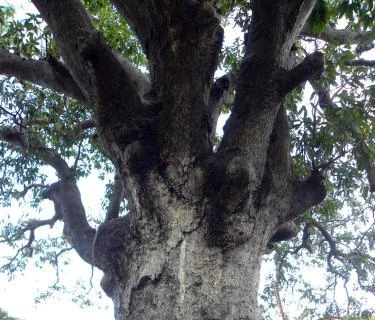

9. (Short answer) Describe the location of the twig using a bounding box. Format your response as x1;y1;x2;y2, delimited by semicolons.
272;281;286;320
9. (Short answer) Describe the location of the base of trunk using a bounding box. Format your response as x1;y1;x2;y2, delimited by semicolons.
108;229;263;320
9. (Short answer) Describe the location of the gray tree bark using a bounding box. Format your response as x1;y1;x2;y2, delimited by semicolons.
0;0;329;319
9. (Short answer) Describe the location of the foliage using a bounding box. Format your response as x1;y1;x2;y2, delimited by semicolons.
0;309;19;320
0;0;374;319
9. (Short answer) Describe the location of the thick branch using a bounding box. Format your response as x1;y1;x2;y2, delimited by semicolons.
30;0;94;97
77;31;145;115
278;51;325;94
1;125;99;268
287;169;327;220
42;180;95;264
266;104;291;188
302;26;375;45
31;0;148;130
0;49;87;103
245;0;316;60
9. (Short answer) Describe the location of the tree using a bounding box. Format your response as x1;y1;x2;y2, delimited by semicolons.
0;0;374;319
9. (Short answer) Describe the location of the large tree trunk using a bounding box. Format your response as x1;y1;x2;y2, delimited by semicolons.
92;115;325;320
96;158;272;320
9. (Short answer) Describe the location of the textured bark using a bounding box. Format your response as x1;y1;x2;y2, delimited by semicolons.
0;0;330;319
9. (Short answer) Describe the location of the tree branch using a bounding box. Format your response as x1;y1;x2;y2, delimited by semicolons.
10;183;46;200
0;126;72;179
30;0;94;97
286;169;327;220
244;0;316;59
42;179;95;265
76;30;145;115
0;49;87;104
105;173;125;221
295;223;314;253
345;59;375;67
0;216;63;272
356;42;375;54
309;219;375;284
31;0;148;140
0;231;35;272
24;216;60;231
219;0;316;180
1;123;99;268
31;0;149;100
302;26;375;45
278;51;325;95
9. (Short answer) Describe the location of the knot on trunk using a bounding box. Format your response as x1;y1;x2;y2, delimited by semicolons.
226;156;256;187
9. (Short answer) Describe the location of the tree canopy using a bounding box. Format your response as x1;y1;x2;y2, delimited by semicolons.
0;0;374;319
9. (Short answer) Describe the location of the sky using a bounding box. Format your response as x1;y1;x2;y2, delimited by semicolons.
0;1;374;320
